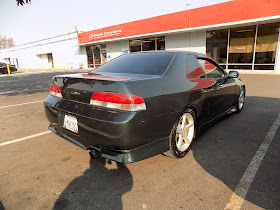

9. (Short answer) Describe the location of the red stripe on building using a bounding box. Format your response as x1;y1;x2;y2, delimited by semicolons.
78;0;280;44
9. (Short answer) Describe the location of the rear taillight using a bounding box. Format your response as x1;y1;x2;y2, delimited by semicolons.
50;84;62;98
90;92;146;111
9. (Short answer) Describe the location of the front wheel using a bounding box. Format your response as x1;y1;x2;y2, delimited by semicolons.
236;87;245;113
164;109;196;158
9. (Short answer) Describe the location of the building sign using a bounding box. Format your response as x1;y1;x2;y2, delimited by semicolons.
89;30;122;40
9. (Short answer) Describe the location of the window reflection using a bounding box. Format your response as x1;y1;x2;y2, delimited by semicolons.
186;55;205;79
198;58;224;78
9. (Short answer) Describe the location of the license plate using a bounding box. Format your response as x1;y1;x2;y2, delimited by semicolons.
63;114;78;133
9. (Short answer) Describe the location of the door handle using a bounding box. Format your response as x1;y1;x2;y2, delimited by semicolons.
214;84;220;92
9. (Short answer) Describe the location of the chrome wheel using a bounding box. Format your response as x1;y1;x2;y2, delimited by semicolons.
175;113;195;152
238;89;245;110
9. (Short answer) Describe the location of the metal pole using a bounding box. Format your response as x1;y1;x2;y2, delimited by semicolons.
226;28;231;71
274;27;280;72
252;25;258;72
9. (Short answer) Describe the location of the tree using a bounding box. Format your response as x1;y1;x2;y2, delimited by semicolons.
16;0;31;6
0;36;15;49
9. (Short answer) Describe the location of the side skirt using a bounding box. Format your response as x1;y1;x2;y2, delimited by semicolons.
197;106;236;135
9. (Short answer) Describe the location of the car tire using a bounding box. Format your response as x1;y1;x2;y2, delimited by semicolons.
236;87;245;113
164;108;196;158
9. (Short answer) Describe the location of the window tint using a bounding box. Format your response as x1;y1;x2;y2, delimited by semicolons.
197;58;225;78
186;55;205;79
94;52;175;75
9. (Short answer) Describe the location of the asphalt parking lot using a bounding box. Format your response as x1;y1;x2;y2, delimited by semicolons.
0;71;280;210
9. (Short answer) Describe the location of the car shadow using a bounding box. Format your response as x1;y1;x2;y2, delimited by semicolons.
0;72;83;96
192;96;280;209
50;96;279;209
53;158;133;210
0;201;4;210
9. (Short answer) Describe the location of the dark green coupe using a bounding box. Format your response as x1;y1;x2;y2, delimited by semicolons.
44;51;245;163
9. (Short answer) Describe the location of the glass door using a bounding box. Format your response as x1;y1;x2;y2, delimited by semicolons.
101;49;107;64
93;46;101;68
86;44;107;69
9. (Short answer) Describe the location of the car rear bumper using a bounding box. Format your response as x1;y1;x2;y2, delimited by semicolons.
48;125;168;163
44;95;179;163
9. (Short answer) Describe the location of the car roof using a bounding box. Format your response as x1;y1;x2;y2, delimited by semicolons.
129;50;207;57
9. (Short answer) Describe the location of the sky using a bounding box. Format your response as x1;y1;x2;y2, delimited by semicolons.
1;0;231;45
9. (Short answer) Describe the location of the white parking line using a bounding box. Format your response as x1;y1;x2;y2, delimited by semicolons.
0;131;51;147
0;100;44;109
225;112;280;210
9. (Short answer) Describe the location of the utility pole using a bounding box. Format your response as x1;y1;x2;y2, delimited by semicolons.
186;4;191;28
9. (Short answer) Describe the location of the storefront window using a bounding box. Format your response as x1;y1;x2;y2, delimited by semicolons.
206;29;228;64
254;65;274;70
206;23;279;71
157;36;165;50
129;39;141;52
254;23;279;64
142;37;156;51
228;65;252;70
228;26;256;65
129;37;165;52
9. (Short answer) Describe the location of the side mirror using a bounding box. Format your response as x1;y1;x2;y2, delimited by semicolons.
228;70;239;78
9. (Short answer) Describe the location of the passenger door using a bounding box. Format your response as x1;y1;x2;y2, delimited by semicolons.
196;57;236;120
185;55;212;126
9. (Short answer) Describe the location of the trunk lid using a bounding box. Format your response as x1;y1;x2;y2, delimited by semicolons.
53;72;158;103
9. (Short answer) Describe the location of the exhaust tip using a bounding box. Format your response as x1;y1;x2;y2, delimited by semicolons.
89;149;101;159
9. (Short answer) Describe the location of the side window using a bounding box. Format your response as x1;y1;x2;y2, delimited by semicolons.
186;55;205;79
197;58;225;78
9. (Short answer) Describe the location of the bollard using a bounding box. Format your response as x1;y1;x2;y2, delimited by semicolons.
26;64;29;73
6;64;11;75
56;62;58;70
42;62;45;72
65;61;67;70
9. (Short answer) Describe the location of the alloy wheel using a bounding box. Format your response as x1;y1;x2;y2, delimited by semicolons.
238;90;245;110
175;113;195;152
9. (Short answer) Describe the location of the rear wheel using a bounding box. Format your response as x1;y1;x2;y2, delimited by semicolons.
165;109;196;158
236;87;245;113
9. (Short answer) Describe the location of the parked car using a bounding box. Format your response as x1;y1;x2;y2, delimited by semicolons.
44;51;245;163
0;62;17;74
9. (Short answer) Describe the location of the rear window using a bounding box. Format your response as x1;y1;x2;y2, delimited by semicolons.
93;52;175;75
